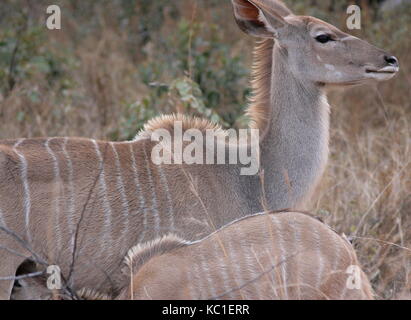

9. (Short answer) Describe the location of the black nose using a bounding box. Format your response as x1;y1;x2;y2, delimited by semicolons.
384;55;399;67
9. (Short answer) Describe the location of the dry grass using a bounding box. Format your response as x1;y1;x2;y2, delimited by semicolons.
0;0;410;299
311;81;411;299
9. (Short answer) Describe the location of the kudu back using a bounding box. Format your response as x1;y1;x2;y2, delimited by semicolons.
11;212;373;300
0;0;397;299
116;212;373;300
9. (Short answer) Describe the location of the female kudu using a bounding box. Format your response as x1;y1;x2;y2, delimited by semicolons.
0;0;397;298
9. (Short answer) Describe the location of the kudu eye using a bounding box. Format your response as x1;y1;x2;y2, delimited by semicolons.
315;34;333;44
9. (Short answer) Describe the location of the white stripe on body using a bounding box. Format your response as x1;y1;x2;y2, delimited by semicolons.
0;207;6;228
110;143;130;245
189;260;203;299
45;138;62;252
198;250;218;299
238;237;263;300
13;139;32;244
62;137;76;254
314;223;325;291
291;216;302;299
270;215;288;299
142;147;160;238
264;247;279;298
210;238;232;299
129;144;147;243
157;164;175;232
225;236;247;299
92;140;113;250
186;264;197;299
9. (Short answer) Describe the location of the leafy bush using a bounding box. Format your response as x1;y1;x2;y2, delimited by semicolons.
136;20;250;125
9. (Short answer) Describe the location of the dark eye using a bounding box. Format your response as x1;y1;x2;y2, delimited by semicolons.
315;34;333;43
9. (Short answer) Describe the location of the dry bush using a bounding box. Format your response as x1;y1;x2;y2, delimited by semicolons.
312;85;411;299
307;2;411;299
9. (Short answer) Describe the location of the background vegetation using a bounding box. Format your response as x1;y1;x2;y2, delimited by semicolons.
0;0;410;299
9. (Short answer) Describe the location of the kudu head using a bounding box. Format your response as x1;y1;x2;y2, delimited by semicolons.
232;0;399;86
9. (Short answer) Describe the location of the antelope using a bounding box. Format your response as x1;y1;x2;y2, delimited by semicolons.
0;0;398;299
10;212;373;300
116;211;374;300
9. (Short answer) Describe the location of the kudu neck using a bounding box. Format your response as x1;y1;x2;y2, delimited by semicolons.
258;43;330;210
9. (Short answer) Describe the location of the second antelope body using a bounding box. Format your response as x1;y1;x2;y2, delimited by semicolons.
0;0;398;299
11;212;373;300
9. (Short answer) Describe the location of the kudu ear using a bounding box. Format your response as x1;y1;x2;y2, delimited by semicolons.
231;0;292;38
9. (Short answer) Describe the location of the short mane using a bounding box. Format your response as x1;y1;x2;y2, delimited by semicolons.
138;114;223;138
124;234;191;274
246;38;274;132
77;288;111;300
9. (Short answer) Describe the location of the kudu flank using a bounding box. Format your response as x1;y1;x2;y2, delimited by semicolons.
11;212;374;300
116;212;374;300
0;0;397;299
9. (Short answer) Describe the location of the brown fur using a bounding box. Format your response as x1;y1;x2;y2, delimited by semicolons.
11;211;374;300
117;212;374;300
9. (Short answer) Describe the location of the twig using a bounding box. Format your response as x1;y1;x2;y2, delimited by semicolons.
0;271;44;282
7;38;19;93
354;160;411;236
0;226;48;267
350;235;411;254
67;143;109;287
208;251;303;300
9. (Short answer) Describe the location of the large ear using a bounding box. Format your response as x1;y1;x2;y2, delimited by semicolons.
231;0;293;38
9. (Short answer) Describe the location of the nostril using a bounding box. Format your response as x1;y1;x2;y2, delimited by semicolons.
384;55;398;66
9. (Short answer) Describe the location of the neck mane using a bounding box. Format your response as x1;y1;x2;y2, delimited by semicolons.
247;39;275;135
247;39;330;210
124;234;190;275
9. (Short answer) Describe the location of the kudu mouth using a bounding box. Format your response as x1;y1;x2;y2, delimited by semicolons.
364;54;399;81
364;65;399;81
365;66;399;74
